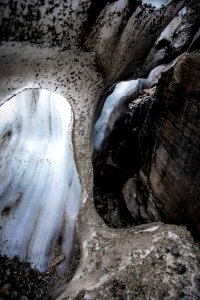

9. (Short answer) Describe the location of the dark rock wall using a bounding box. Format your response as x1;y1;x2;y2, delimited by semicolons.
95;52;200;235
91;1;200;235
137;52;200;236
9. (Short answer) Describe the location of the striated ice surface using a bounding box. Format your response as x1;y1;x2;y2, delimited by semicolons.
0;89;81;272
94;65;165;151
94;79;141;151
142;0;172;9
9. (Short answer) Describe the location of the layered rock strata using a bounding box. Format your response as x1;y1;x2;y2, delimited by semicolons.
136;52;200;236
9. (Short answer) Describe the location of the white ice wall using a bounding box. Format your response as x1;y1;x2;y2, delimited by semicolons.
0;89;81;272
94;79;141;151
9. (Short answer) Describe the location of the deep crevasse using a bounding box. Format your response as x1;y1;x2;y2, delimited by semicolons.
93;64;165;151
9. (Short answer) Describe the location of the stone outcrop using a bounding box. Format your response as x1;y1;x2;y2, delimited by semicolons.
141;1;200;76
136;52;200;236
54;223;200;300
95;52;200;237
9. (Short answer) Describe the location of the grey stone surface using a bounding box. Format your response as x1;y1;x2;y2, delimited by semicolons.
56;223;200;300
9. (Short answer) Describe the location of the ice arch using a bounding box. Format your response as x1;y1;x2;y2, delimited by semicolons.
0;89;81;272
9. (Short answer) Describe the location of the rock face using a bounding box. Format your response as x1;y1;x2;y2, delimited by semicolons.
0;0;200;299
95;52;200;236
55;223;200;300
108;52;200;233
137;52;200;236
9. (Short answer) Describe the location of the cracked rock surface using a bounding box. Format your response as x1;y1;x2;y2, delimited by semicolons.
56;223;200;300
136;52;200;236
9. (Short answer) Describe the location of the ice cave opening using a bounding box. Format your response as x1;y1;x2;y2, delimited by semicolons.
0;88;81;273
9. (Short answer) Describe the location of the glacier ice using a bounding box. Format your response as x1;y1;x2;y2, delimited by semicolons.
0;89;81;272
93;65;165;151
93;79;141;151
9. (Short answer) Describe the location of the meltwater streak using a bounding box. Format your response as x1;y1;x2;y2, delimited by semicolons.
94;65;165;151
0;89;81;272
93;80;140;151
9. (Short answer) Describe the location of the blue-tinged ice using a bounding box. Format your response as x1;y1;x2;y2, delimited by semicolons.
94;65;165;151
0;89;81;272
94;79;142;151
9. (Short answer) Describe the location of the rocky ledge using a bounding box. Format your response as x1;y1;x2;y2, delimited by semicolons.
54;223;200;300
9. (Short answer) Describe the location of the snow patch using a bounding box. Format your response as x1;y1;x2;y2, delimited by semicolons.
141;226;159;233
168;231;179;240
142;0;172;9
157;7;187;45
